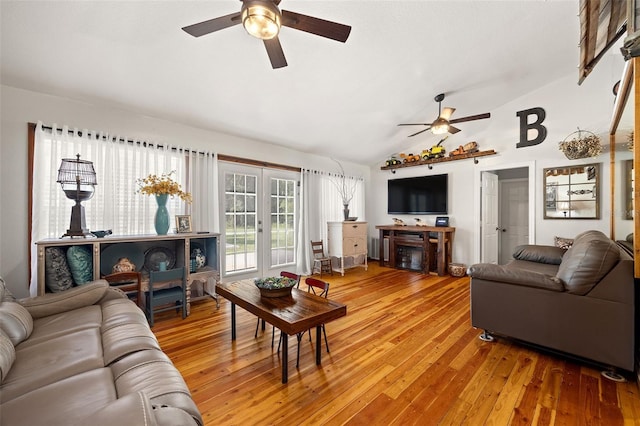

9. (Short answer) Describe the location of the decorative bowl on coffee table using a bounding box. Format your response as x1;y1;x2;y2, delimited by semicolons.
254;277;297;298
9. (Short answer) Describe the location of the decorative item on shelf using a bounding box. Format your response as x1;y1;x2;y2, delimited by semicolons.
628;131;634;152
254;276;297;298
415;218;428;227
57;154;97;238
137;171;192;235
385;156;401;167
392;217;406;226
449;141;479;157
91;229;112;238
558;128;602;160
176;215;192;233
191;248;206;269
112;257;136;273
448;263;467;277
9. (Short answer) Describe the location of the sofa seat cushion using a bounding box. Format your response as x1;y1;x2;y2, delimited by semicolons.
20;305;101;348
2;328;103;403
556;230;620;295
0;367;116;426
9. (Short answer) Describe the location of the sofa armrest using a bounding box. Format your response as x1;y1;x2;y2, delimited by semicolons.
512;245;565;265
468;263;565;291
20;281;109;319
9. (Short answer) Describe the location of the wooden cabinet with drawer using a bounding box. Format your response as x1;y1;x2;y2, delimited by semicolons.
327;221;368;276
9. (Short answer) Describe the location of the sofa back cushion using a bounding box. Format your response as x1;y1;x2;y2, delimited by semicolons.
0;329;16;383
556;230;620;295
0;301;33;345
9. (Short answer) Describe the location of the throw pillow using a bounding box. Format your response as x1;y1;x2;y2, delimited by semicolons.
626;233;633;243
0;276;16;302
66;245;93;285
554;236;574;250
0;301;33;345
0;329;15;383
45;247;73;292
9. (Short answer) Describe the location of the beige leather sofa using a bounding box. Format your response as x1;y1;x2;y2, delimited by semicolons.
468;230;636;372
0;278;202;426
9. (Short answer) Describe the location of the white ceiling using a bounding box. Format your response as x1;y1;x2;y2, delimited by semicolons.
1;1;583;165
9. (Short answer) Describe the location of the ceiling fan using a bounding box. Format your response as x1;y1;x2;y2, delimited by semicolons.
398;93;491;137
181;0;351;69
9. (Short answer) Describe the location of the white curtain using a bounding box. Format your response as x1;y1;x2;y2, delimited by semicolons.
30;122;189;295
295;169;365;275
185;150;219;233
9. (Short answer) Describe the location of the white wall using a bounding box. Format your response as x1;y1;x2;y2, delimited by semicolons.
0;85;369;297
367;53;633;268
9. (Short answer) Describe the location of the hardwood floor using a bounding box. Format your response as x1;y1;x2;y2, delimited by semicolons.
153;263;640;425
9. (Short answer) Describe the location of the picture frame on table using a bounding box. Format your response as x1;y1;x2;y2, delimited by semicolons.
176;215;192;233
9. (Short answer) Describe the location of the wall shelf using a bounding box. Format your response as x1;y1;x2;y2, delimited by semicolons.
381;149;497;171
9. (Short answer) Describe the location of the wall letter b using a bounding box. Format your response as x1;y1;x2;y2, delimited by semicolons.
516;107;547;148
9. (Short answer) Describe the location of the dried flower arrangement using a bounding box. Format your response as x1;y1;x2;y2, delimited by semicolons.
137;171;192;202
558;130;602;160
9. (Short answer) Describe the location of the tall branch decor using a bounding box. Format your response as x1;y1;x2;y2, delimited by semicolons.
330;159;358;220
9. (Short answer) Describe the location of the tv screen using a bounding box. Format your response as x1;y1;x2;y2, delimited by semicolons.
387;174;448;215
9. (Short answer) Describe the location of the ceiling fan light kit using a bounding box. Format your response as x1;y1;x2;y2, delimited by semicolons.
241;1;281;40
430;117;449;135
182;0;352;69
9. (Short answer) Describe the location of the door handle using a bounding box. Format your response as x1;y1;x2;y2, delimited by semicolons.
495;227;507;232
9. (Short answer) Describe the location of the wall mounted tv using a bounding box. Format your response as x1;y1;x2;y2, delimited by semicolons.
387;174;448;215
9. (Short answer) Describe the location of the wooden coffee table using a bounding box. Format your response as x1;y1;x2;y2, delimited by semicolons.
216;280;347;383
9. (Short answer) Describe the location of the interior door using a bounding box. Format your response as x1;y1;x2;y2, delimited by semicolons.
499;179;529;264
481;171;499;263
219;163;298;281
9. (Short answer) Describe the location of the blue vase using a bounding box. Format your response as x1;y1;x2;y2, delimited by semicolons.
154;194;170;235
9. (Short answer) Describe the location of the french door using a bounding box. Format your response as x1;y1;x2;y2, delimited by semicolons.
218;163;299;281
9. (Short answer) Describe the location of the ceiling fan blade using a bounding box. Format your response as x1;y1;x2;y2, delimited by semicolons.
408;127;432;137
398;123;431;127
448;125;462;134
281;10;351;42
449;112;491;125
182;12;242;37
264;37;288;69
440;107;455;120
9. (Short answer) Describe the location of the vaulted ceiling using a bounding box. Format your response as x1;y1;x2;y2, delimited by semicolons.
1;1;586;165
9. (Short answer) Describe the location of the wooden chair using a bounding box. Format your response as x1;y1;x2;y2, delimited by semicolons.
277;277;331;368
145;267;187;327
311;240;333;277
255;271;301;348
103;271;143;308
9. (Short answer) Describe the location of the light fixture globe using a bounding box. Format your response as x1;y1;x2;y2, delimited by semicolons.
430;117;450;135
57;154;97;238
241;1;281;40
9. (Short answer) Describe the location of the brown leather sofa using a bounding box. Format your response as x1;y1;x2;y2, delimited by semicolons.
468;230;635;372
0;277;203;425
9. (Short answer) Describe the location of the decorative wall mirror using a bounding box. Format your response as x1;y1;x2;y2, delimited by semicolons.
544;163;600;219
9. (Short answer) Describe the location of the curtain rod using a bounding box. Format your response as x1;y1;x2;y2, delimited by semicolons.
31;122;212;156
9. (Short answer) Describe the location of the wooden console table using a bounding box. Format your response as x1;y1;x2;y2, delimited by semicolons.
375;225;455;276
36;233;220;314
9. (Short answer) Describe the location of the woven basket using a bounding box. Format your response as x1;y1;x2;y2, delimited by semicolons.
448;263;467;277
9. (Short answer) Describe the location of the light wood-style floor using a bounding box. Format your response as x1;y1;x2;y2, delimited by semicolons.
153;263;640;425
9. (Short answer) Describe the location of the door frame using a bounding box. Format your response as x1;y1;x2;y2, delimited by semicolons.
218;162;299;281
473;161;536;264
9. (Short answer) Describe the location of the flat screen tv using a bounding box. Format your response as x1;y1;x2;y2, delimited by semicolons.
387;174;448;215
